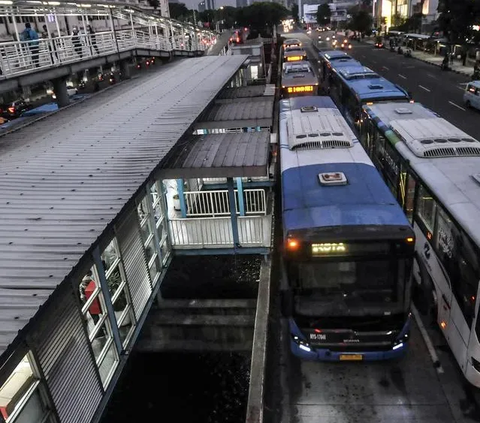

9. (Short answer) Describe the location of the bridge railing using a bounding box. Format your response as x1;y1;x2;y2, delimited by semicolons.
0;29;208;79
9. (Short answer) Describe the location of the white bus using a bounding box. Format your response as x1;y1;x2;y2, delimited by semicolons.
359;102;480;386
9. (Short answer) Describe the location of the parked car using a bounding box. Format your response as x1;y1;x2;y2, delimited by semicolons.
46;83;78;100
464;81;480;110
0;99;32;119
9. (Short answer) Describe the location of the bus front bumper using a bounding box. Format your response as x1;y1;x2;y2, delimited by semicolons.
290;340;407;361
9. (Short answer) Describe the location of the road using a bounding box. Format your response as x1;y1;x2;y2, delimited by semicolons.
307;31;478;139
279;30;480;423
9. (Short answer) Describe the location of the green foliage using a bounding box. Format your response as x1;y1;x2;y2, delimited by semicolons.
437;0;480;44
291;4;299;22
316;3;331;26
347;9;373;34
168;2;190;21
394;12;423;33
236;2;289;32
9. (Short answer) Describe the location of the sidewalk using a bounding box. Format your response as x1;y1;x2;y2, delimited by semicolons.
363;38;473;77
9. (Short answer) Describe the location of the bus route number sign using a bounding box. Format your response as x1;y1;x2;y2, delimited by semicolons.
312;242;346;256
287;86;314;93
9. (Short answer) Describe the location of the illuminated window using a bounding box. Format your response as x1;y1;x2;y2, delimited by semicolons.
0;354;53;423
416;184;436;233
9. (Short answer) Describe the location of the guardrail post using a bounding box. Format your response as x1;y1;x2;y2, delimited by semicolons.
236;177;245;216
227;177;240;248
176;179;187;218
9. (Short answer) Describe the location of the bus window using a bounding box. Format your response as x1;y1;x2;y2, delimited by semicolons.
415;184;436;235
384;140;400;192
435;207;479;327
400;172;416;223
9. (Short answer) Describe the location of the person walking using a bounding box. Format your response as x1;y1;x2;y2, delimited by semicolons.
71;26;83;58
87;25;99;55
21;23;40;67
42;24;58;64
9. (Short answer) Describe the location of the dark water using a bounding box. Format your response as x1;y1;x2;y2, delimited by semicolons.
101;352;250;423
161;255;261;299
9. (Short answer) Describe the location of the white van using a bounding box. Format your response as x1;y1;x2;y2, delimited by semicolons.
463;81;480;110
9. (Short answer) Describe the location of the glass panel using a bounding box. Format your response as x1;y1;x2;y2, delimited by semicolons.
156;218;167;242
150;182;159;206
112;286;128;314
101;239;119;274
149;254;161;282
140;219;153;245
153;201;164;224
98;342;118;388
119;308;135;347
90;320;111;361
0;355;35;422
404;173;416;223
145;238;155;263
416;184;436;233
137;197;149;223
8;388;46;423
297;260;400;303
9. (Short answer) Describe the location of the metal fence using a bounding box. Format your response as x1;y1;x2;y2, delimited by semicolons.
168;215;272;248
183;189;266;217
0;28;211;79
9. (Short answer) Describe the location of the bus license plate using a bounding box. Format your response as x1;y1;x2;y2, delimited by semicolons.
339;354;363;361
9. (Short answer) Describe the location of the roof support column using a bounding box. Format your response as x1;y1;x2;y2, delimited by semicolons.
52;76;70;107
227;177;240;248
92;247;123;355
236;177;245;216
169;21;174;49
129;12;135;36
176;179;187;218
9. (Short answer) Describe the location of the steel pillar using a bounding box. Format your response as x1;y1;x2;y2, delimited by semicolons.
227;177;240;248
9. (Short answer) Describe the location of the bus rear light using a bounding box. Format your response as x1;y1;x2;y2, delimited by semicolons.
440;321;447;329
314;329;322;333
427;232;432;240
406;237;414;243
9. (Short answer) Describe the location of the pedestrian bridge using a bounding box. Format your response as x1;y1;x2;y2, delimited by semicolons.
0;0;216;96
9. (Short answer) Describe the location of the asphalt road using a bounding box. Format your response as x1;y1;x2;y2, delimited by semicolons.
305;30;479;139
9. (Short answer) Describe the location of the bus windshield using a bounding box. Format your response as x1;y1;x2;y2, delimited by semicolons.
289;257;408;317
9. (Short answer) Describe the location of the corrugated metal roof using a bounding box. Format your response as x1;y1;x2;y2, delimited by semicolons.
160;132;269;179
0;54;247;358
196;98;274;129
217;85;270;99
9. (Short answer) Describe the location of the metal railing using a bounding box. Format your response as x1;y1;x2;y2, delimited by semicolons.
183;189;266;217
168;215;272;248
0;29;210;79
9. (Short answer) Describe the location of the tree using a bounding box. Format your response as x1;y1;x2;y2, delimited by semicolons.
437;0;480;45
236;2;289;35
168;2;190;21
316;3;331;26
291;4;299;22
347;9;373;34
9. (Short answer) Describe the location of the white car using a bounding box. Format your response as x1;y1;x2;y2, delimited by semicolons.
46;83;78;100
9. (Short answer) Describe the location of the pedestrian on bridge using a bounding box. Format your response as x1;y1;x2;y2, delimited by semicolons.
88;25;100;56
42;25;58;64
21;23;40;68
71;27;83;58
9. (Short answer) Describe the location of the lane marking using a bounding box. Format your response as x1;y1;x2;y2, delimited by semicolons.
419;85;431;92
361;55;366;58
448;101;466;111
426;73;438;79
398;74;407;79
412;305;444;374
372;60;377;64
383;66;390;70
457;86;465;91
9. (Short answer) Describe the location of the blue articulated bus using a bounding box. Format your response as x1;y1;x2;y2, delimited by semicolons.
279;96;415;361
325;60;411;131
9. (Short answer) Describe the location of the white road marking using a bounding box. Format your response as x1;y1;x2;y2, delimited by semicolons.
412;305;444;374
372;60;377;64
448;101;466;111
419;85;431;92
426;73;438;79
398;74;407;79
383;66;390;70
457;86;465;91
361;55;366;58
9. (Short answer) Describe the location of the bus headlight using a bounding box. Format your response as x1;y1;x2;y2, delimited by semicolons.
293;335;311;352
392;342;404;351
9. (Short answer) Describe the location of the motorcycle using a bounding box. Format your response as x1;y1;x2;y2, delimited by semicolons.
108;73;116;84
